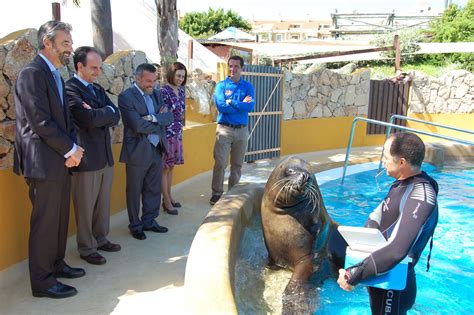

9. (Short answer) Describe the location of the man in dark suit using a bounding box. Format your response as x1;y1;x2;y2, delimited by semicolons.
119;63;173;240
65;46;121;266
13;21;85;299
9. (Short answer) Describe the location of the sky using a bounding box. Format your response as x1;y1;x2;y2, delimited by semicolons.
177;0;469;20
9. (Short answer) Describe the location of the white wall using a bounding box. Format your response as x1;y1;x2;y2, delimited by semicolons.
0;0;221;73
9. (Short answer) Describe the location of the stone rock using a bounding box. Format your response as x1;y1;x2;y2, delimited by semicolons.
335;62;357;75
123;54;133;77
107;92;118;106
330;88;342;103
360;69;371;81
110;125;124;144
438;86;451;100
306;96;317;113
333;106;345;117
284;69;293;82
0;120;16;141
329;73;340;88
0;109;5;121
123;77;132;91
109;77;124;95
0;149;13;170
0;76;9;98
317;93;326;106
319;70;330;86
354;93;368;107
131;51;147;72
0;136;11;155
358;103;369;115
2;29;38;82
6;93;15;119
447;99;461;113
293;100;306;118
344;85;356;106
97;73;111;91
344;105;357;116
319;85;331;97
0;47;5;71
350;73;361;85
323;105;332;117
310;105;323;118
290;76;302;89
308;87;317;97
454;85;468;99
283;101;294;120
0;97;8;110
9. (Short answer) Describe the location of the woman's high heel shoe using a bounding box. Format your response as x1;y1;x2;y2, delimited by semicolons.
162;203;178;215
171;201;182;208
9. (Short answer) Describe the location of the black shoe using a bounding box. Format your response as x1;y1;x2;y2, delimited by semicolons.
131;230;147;240
144;225;168;233
98;241;121;252
162;203;178;215
54;265;86;279
209;195;221;205
32;282;77;299
171;201;182;208
80;252;106;265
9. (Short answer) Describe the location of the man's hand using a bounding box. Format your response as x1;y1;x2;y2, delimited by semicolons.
82;102;92;110
68;146;85;167
64;156;76;168
337;269;355;292
243;95;253;103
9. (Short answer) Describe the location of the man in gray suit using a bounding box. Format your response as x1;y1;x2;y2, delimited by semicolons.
118;63;173;240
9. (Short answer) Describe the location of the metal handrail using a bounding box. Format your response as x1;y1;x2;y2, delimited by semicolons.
341;116;474;184
375;114;474;172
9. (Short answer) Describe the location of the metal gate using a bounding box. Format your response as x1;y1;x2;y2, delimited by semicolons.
367;79;410;135
242;65;283;162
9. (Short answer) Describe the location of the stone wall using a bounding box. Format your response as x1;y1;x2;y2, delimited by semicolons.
283;68;371;120
0;28;147;169
410;70;474;114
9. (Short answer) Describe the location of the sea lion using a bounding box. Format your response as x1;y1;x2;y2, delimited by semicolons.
260;156;346;314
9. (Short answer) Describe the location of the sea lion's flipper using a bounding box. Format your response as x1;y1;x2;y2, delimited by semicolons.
282;279;318;315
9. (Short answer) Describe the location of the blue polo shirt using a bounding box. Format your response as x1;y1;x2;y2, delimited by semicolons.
214;76;255;126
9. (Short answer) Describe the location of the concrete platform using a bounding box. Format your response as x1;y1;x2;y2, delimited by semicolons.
0;147;383;315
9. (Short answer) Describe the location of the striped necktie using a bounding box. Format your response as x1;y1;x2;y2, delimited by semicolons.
52;70;63;104
144;94;159;147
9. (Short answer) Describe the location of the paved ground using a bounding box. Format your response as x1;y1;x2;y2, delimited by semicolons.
0;147;381;315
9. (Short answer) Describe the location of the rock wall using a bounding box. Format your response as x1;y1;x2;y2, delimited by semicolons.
410;70;474;114
0;28;146;169
283;68;371;120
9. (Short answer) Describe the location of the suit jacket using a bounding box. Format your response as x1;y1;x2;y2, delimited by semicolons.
118;86;173;166
13;55;76;180
65;77;120;172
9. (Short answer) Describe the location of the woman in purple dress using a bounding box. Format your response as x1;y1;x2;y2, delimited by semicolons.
160;62;187;215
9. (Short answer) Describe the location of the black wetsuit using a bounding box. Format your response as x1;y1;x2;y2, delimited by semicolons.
346;171;439;315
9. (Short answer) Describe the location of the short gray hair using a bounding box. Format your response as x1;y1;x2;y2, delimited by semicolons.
38;21;72;50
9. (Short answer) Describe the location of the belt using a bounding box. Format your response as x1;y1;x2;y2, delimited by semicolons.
219;122;247;129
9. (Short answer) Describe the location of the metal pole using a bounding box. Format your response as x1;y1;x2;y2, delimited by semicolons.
341;117;361;185
341;116;474;185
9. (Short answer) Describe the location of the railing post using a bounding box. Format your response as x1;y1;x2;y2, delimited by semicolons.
341;117;360;185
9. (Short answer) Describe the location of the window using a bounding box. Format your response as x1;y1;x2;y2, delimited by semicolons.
276;34;283;42
290;34;300;40
289;24;301;29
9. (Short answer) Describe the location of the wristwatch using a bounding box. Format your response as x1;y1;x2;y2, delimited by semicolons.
143;115;153;121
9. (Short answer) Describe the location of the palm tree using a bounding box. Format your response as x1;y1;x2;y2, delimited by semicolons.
72;0;113;58
155;0;178;67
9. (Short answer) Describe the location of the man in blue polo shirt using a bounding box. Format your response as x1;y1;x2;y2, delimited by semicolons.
210;56;255;205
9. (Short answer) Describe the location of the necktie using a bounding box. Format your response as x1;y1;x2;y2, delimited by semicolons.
144;94;159;147
52;70;63;104
87;84;96;97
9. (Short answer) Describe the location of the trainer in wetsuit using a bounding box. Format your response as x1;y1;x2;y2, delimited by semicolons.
337;132;439;315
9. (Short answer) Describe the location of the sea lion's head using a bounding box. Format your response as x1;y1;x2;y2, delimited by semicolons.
265;156;322;212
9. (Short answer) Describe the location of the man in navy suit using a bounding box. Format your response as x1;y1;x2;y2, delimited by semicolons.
13;21;85;299
65;46;121;266
118;63;173;240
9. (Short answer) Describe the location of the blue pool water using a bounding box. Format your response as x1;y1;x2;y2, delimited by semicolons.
235;162;474;315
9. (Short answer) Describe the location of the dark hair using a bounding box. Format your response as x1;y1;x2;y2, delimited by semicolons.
134;63;157;77
166;62;187;86
38;21;72;50
73;46;101;71
389;133;425;168
228;55;244;67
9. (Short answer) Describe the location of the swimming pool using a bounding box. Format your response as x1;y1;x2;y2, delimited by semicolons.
235;161;474;314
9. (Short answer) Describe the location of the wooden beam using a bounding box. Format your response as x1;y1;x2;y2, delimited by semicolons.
52;2;61;21
394;34;401;73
